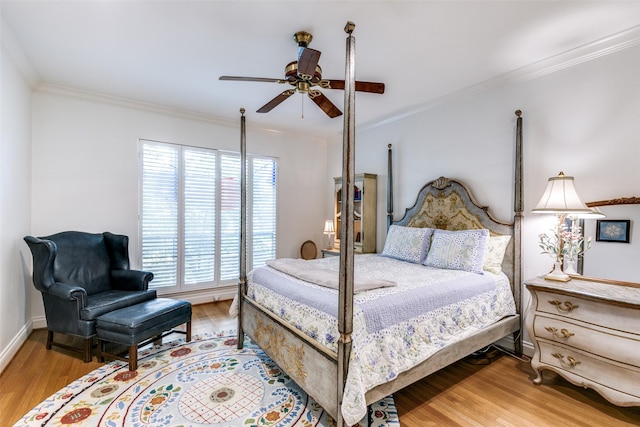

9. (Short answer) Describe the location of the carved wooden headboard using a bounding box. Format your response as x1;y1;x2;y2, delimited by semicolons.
385;111;523;320
392;176;517;293
383;111;523;350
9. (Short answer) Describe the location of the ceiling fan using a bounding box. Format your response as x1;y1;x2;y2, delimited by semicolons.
219;31;385;118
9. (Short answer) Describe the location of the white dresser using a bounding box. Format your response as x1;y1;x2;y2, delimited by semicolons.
525;276;640;406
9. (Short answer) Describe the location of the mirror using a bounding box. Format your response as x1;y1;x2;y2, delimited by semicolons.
576;197;640;283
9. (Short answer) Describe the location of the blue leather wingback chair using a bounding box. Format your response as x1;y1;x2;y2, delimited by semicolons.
24;231;156;362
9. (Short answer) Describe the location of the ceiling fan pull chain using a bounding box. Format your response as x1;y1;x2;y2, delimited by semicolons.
301;93;304;119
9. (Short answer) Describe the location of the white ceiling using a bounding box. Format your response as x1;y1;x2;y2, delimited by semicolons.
3;1;640;139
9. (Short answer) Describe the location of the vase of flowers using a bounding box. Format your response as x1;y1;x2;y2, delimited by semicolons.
538;220;592;280
563;222;592;274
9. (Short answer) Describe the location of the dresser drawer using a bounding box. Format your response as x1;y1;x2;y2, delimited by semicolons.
538;341;640;399
535;290;640;334
533;315;640;367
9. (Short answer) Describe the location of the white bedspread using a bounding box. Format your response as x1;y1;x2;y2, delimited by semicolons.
266;258;396;292
239;254;517;425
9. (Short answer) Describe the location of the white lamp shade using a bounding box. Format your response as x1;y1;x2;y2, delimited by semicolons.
577;206;606;218
532;172;593;215
323;219;335;234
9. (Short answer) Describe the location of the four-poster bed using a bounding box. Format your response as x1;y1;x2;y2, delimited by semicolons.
235;22;523;426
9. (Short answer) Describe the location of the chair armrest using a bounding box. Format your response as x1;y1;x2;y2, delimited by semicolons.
47;282;88;303
23;235;57;292
111;269;154;291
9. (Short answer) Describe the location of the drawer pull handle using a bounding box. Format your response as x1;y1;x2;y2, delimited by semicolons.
545;327;575;339
552;353;581;369
548;300;578;313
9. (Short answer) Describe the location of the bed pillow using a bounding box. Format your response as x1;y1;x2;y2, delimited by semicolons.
381;225;434;264
483;235;511;274
424;228;490;274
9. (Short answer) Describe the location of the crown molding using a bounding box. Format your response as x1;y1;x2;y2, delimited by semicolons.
1;17;39;86
34;82;326;143
35;82;239;126
502;24;640;84
362;24;640;133
14;22;640;143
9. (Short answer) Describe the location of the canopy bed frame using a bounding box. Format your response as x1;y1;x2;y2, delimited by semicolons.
235;22;523;426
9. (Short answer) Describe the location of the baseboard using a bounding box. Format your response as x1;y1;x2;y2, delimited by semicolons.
158;285;236;306
3;286;236;375
494;334;535;358
28;287;235;331
32;314;47;330
0;319;33;374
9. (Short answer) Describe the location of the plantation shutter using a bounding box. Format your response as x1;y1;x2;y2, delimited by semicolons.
252;157;277;268
219;153;241;280
141;142;179;288
140;141;277;291
183;148;216;285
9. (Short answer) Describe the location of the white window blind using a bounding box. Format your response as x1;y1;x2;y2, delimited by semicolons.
140;143;178;288
252;157;277;268
219;153;241;281
139;140;277;293
183;149;216;285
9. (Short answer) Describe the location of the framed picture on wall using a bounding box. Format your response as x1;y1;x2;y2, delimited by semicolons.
596;219;631;243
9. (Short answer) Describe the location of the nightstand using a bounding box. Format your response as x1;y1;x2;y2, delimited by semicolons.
525;276;640;406
321;248;340;258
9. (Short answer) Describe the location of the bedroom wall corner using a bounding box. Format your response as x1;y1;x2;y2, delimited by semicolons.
0;43;33;373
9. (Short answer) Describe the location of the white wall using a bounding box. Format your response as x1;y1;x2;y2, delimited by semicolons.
326;43;640;350
582;204;640;282
26;89;327;321
0;48;33;372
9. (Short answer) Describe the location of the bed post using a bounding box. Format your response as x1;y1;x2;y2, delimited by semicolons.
337;21;356;427
387;144;393;231
237;108;247;349
513;109;523;355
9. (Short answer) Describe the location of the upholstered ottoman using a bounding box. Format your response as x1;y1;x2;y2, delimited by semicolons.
96;298;192;371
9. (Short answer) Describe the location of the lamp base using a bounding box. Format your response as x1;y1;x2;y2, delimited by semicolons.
325;235;334;251
545;260;571;282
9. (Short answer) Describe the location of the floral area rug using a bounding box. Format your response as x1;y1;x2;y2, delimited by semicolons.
15;331;399;426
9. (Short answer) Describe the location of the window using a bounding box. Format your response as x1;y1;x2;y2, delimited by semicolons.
139;139;277;293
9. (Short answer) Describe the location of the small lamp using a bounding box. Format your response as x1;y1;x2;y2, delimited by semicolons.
323;219;335;250
532;172;593;281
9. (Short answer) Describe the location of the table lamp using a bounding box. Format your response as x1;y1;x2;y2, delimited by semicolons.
323;219;335;249
532;172;594;281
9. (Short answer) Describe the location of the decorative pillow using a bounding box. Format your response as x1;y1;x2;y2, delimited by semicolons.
483;235;511;274
381;225;434;264
424;228;490;273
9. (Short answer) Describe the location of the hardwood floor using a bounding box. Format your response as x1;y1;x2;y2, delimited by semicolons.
2;301;640;426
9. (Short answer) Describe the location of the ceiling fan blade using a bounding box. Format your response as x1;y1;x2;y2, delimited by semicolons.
324;79;385;94
297;47;321;79
219;76;284;84
257;89;296;113
308;90;343;118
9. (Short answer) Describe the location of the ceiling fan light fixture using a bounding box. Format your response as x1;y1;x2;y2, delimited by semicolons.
293;31;313;47
297;81;310;94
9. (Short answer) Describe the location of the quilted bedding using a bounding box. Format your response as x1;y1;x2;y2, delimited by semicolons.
240;254;517;425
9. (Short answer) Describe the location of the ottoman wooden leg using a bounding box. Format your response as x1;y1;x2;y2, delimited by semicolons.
186;321;192;342
153;334;163;346
129;345;138;371
97;339;104;363
83;337;93;363
46;330;53;350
